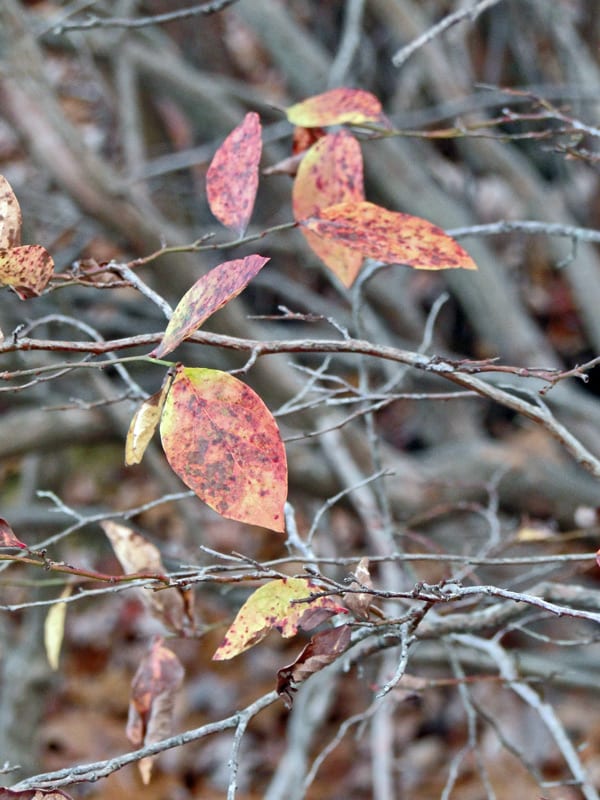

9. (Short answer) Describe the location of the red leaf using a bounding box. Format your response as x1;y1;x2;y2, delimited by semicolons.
160;366;287;531
277;625;352;707
0;245;54;299
213;577;347;660
127;637;185;784
0;175;22;248
0;518;27;549
150;255;269;359
300;201;478;271
292;125;326;156
206;112;262;236
286;88;391;129
292;131;365;286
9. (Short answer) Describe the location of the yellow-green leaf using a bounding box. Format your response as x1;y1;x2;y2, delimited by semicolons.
213;577;347;660
44;586;72;670
286;88;391;129
125;373;173;465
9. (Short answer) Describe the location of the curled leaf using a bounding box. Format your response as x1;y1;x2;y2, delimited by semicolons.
286;88;391;129
125;372;174;465
0;245;54;299
277;625;352;707
213;577;347;661
101;520;193;634
44;585;72;670
0;175;22;248
344;557;373;620
301;201;478;270
127;637;185;784
292;131;364;286
0;517;27;549
150;255;269;359
206;112;262;236
160;366;287;531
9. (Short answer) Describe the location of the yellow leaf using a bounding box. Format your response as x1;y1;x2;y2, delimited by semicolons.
44;585;72;670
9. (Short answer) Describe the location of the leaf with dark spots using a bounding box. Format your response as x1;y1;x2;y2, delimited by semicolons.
126;636;185;784
206;112;262;236
212;577;347;661
0;245;54;299
286;88;392;129
160;366;287;530
0;175;22;248
150;255;269;359
300;201;478;271
277;625;352;707
292;131;364;286
0;517;27;549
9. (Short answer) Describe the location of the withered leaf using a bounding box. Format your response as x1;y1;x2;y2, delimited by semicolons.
344;557;373;620
101;521;193;635
126;637;185;785
277;625;352;707
0;176;22;248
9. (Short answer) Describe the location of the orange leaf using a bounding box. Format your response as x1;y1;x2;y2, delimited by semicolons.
286;88;391;129
0;245;54;298
0;518;26;549
206;112;262;236
126;637;184;784
160;366;287;531
213;577;347;660
0;175;22;248
301;201;478;271
150;255;269;359
293;131;365;286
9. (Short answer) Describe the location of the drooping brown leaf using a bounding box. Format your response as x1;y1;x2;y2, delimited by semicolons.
0;518;27;549
300;201;478;270
212;577;347;661
159;366;287;531
277;625;352;707
126;637;185;785
0;175;22;248
0;245;54;299
0;789;74;799
286;88;391;129
206;111;262;236
125;372;174;465
150;255;269;359
344;557;373;620
101;521;193;634
292;131;365;286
